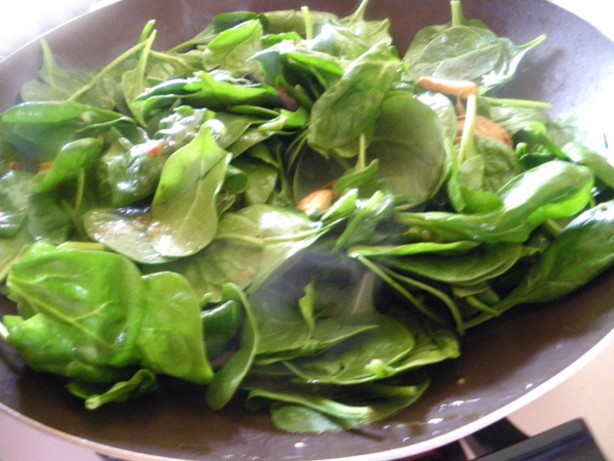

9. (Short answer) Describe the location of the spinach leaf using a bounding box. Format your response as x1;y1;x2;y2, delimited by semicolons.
99;107;212;208
206;284;259;410
338;0;392;48
234;158;278;205
236;205;327;293
99;138;169;208
139;271;213;384
333;190;395;250
0;227;33;282
0;171;32;238
149;124;231;257
478;200;614;320
201;299;243;360
3;242;214;386
307;23;370;61
20;40;118;110
374;312;460;375
143;203;324;304
5;241;145;371
448;97;520;213
2;313;135;382
135;71;279;120
244;372;429;433
376;243;527;287
250;277;377;367
475;136;521;193
31;138;103;194
261;9;337;37
1;101;129;161
251;41;344;105
488;104;551;136
270;404;350;433
245;384;377;432
349;240;479;258
121;26;158;126
206;111;263;150
279;272;415;385
145;210;264;303
563;142;614;189
82;207;173;265
27;193;74;244
67;369;158;410
2;101;129;162
307;42;399;156
404;0;545;92
416;91;458;144
201;19;263;75
283;312;414;385
397;161;594;244
366;90;447;205
170;12;260;52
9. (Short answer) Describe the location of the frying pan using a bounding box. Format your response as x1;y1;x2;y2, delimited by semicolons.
0;1;613;459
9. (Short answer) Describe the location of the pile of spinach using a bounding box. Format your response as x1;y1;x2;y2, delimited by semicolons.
0;0;612;433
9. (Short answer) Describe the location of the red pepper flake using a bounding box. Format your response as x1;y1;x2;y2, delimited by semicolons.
146;143;165;158
37;162;54;171
276;86;300;111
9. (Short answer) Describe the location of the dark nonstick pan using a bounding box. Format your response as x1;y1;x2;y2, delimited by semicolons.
0;1;612;459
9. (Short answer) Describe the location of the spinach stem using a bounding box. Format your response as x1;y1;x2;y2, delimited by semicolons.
59;200;85;240
357;134;367;170
542;219;563;237
248;387;373;421
301;6;314;40
74;169;85;216
139;19;157;43
463;313;491;329
384;267;465;334
519;34;548;52
464;295;500;317
349;271;376;317
40;40;57;87
59;241;106;252
215;224;325;245
458;94;478;163
465;292;521;329
464;298;515;329
352;0;371;23
68;40;148;102
481;96;552;110
528;126;567;160
450;0;465;27
263;227;325;243
356;256;446;325
209;233;264;246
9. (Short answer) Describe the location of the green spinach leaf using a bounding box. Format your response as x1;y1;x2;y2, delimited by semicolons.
149;124;231;257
